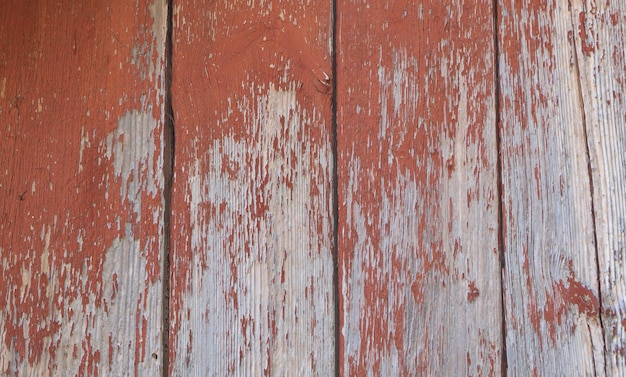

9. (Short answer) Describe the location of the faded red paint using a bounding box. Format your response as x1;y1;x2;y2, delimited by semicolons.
546;276;599;341
468;281;480;303
0;0;165;375
170;0;334;375
498;0;606;374
578;11;596;56
337;0;500;375
2;1;620;375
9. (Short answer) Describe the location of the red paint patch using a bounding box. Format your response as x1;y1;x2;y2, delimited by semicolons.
0;0;165;373
579;11;596;56
467;281;480;303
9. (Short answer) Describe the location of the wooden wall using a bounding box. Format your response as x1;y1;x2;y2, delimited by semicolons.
1;0;625;376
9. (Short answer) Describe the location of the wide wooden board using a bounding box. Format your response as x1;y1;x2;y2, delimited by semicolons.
498;1;606;375
169;1;335;375
335;1;502;375
571;0;626;374
0;1;168;375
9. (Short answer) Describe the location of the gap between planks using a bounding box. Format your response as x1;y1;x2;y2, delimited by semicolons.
492;0;508;375
162;0;175;375
331;0;340;376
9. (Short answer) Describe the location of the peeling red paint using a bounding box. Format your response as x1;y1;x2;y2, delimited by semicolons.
578;11;596;56
2;1;620;375
0;0;166;374
170;0;334;375
499;0;607;373
337;0;500;375
467;281;480;303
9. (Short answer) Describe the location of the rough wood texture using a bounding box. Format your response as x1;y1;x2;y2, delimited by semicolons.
169;1;335;375
3;1;624;375
571;0;626;374
498;1;606;375
0;1;168;375
336;2;502;375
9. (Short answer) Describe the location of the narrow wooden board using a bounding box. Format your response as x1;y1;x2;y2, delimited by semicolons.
336;2;502;375
571;0;626;374
169;1;335;375
497;1;606;375
0;1;168;375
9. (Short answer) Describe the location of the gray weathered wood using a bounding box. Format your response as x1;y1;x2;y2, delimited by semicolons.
336;1;502;375
498;1;606;375
571;0;626;374
169;1;336;375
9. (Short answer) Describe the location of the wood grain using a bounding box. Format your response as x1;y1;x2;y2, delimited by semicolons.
169;1;335;375
497;1;606;375
570;0;626;374
0;1;168;375
335;1;502;375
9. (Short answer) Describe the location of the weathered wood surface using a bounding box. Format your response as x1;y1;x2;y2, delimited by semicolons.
2;1;626;376
169;1;335;375
497;1;606;375
0;1;168;375
571;0;626;374
336;1;502;375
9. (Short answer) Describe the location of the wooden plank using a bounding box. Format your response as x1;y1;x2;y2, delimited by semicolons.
0;1;168;375
169;1;335;375
497;1;606;375
336;1;501;375
570;0;626;374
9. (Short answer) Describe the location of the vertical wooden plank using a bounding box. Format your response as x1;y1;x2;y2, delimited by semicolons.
0;1;168;375
571;0;626;374
498;1;605;375
336;1;501;375
169;1;335;375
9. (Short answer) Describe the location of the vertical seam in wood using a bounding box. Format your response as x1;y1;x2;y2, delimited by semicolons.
162;0;175;375
568;3;607;375
331;0;340;376
492;1;508;376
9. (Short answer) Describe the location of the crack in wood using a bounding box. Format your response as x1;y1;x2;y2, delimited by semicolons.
568;3;607;376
